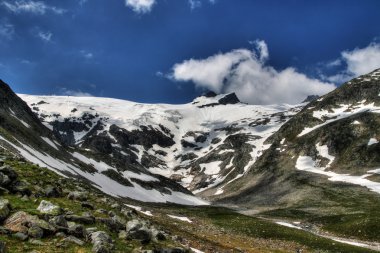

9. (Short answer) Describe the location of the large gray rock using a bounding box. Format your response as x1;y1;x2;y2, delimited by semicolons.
126;219;151;243
90;231;113;253
27;226;43;239
49;215;68;228
0;199;10;222
65;214;95;225
61;235;85;246
67;223;85;238
44;185;62;198
37;200;62;215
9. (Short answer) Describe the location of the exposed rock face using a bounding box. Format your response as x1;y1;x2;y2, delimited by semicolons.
218;93;240;105
217;68;380;208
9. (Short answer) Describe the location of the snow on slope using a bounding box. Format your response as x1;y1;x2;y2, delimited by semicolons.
0;134;207;205
299;101;380;137
296;143;380;194
19;94;301;195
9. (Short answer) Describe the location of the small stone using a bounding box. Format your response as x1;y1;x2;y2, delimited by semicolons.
13;232;28;241
37;200;62;215
67;191;88;201
27;226;43;239
55;232;66;238
0;241;6;253
118;230;127;240
126;220;151;243
44;185;62;198
65;214;95;225
62;235;85;246
21;195;29;202
28;239;45;246
90;231;113;253
86;227;98;234
0;227;11;235
49;215;68;228
67;224;85;238
81;202;94;210
0;199;11;222
111;203;120;210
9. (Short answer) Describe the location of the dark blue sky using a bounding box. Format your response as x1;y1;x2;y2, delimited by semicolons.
0;0;380;103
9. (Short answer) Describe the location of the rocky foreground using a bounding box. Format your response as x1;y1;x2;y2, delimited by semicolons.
0;151;192;253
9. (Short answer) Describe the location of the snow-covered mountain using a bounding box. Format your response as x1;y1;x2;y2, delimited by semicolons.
0;80;205;205
19;92;302;198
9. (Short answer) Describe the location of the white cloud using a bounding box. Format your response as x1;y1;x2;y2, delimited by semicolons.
0;21;15;40
80;50;94;59
189;0;202;9
170;41;336;105
2;1;65;15
125;0;155;13
37;30;52;42
324;42;380;83
79;0;88;6
59;88;93;97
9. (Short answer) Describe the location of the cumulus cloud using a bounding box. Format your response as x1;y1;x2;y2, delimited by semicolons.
59;88;93;97
325;42;380;83
0;21;15;40
2;1;65;15
170;41;336;105
125;0;155;13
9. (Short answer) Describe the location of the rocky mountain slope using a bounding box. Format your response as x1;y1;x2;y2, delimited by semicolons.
0;79;204;206
19;91;302;199
218;68;380;207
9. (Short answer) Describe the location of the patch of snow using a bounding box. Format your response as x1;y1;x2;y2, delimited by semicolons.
368;138;379;146
199;161;222;175
332;238;369;247
167;215;192;223
352;120;361;125
275;221;302;230
299;102;380;137
41;137;59;150
190;248;204;253
296;156;380;194
124;204;153;216
123;171;159;182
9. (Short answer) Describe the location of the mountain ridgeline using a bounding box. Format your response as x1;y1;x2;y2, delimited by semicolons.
1;69;380;210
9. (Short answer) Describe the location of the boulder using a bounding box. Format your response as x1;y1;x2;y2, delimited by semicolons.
61;235;85;246
67;191;88;201
13;232;28;241
49;215;68;228
65;214;95;225
96;216;125;232
67;223;85;238
0;199;10;222
126;219;152;243
0;173;10;187
90;231;113;253
27;226;43;239
37;200;62;215
0;166;17;182
44;185;62;198
4;211;32;233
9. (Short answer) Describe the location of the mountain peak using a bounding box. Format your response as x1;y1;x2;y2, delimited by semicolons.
192;92;241;107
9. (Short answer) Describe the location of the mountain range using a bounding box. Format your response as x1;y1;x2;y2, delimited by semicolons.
0;68;380;252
